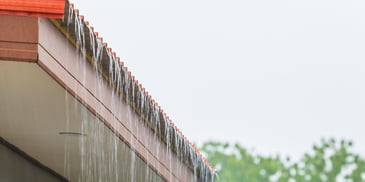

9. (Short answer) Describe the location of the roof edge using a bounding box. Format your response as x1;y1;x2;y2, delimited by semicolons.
50;0;216;179
0;0;65;19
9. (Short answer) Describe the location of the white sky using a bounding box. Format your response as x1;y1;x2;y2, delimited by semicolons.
72;0;365;159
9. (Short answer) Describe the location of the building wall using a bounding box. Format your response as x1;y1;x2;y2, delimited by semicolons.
0;138;66;182
0;13;211;181
0;60;165;182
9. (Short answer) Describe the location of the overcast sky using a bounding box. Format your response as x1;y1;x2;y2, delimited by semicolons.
72;0;365;159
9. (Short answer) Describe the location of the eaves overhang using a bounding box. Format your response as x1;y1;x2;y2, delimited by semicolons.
0;0;216;180
54;2;216;177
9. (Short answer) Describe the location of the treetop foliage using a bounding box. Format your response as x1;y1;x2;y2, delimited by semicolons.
200;138;365;182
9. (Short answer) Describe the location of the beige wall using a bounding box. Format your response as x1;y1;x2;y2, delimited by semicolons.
0;139;66;182
0;60;165;182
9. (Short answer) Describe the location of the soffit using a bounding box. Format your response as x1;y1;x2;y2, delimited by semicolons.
0;60;164;182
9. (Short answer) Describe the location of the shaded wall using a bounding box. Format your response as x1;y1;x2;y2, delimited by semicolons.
0;138;66;182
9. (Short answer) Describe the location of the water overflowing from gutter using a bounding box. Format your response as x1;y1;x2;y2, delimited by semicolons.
59;2;216;181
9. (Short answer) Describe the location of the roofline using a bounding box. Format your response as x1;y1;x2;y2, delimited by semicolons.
0;0;65;19
50;0;216;177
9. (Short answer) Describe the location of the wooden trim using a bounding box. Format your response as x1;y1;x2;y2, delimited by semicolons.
0;41;38;62
0;15;39;62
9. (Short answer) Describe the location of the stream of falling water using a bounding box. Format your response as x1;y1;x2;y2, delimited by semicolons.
61;3;215;182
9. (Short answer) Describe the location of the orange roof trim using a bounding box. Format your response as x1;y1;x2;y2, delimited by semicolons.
0;0;65;19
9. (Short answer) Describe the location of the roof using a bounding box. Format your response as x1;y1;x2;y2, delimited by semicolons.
0;0;65;18
0;0;216;180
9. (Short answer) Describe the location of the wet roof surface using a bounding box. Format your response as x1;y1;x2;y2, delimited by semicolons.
0;0;65;18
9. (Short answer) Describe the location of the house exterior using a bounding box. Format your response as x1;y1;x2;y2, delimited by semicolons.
0;1;215;181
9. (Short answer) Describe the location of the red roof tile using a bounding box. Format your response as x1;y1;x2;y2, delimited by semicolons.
0;0;65;19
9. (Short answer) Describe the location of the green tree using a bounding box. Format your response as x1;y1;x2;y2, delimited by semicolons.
200;139;365;182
